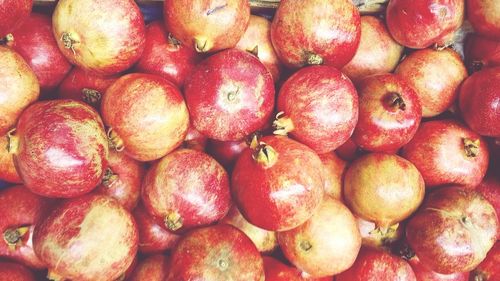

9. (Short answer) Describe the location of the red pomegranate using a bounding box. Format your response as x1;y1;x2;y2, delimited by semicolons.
231;135;324;231
135;21;201;88
166;224;264;281
319;152;346;200
207;139;248;171
395;48;468;118
263;256;302;281
101;73;189;161
275;66;358;154
476;175;500;237
95;150;145;210
356;216;403;250
129;254;169;281
33;194;138;281
164;0;250;53
0;185;52;269
335;137;362;162
352;73;422;152
142;149;231;233
0;261;35;281
270;0;360;69
0;46;39;136
401;120;489;188
0;0;32;38
465;34;500;72
7;13;71;95
342;16;404;83
467;0;500;39
386;0;464;49
10;100;108;198
406;187;498;274
184;49;275;141
183;124;208;151
408;255;470;281
470;242;499;281
52;0;145;75
0;132;21;183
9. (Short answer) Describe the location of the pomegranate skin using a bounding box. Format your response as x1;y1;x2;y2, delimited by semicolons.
470;242;499;281
33;194;138;281
352;74;422;152
101;73;190;162
184;49;275;141
342;16;404;83
0;186;52;269
401;120;489;188
129;254;169;281
0;261;35;281
408;255;470;281
0;46;39;136
0;132;21;183
166;224;265;281
465;34;500;72
319;152;346;200
270;0;361;69
467;0;500;39
207;139;248;171
386;0;464;49
183;124;208;151
276;66;359;154
52;0;145;76
0;0;32;38
11;100;108;198
135;21;201;88
263;256;302;281
142;149;231;233
475;175;500;239
231;135;324;232
163;0;250;53
459;67;500;137
8;13;71;94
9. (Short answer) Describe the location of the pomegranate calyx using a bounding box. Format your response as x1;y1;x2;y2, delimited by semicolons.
305;51;324;65
102;168;119;187
273;112;295;136
3;226;29;249
217;258;229;271
194;38;209;53
165;211;183;231
167;33;182;47
7;128;19;154
392;241;416;261
107;128;125;152
60;32;79;55
470;60;484;73
385;92;406;111
0;33;14;46
81;88;102;105
300;240;313;252
252;142;278;167
354;0;388;14
47;270;64;281
246;45;259;57
463;138;480;158
246;131;262;150
471;270;488;281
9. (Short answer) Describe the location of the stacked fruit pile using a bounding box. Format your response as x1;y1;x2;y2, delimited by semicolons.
0;0;499;280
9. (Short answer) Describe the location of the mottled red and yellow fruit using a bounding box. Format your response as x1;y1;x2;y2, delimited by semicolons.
142;149;231;233
0;132;21;183
470;242;499;281
401;120;489;188
129;255;169;281
0;46;39;136
395;48;467;117
271;0;360;69
0;261;35;281
319;152;346;200
278;198;361;278
408;255;470;281
475;175;500;238
467;0;500;39
10;100;108;198
0;0;32;38
101;73;189;161
342;16;404;83
52;0;146;75
33;194;138;281
344;153;425;229
275;66;358;154
386;0;464;49
184;49;275;141
232;136;324;231
406;187;498;274
164;0;250;53
465;34;500;72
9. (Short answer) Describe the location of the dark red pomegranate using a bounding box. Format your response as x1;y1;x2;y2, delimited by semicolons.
335;137;362;162
470;242;499;281
319;152;346;200
275;66;358;154
0;0;32;38
231;135;324;231
270;0;360;69
129;254;169;281
475;175;500;237
408;255;470;281
52;0;145;75
183;124;208;151
467;0;500;39
166;224;264;281
0;132;21;183
101;73;189;161
33;194;138;281
263;256;302;281
352;73;422;152
10;100;108;198
135;21;201;88
142;149;231;233
465;34;500;72
0;261;35;281
164;0;250;53
207;139;248;171
386;0;464;49
184;49;275;141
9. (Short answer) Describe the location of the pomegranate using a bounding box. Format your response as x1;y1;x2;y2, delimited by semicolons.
342;16;404;83
7;13;71;95
183;124;208;151
356;216;403;250
33;194;138;281
344;153;425;230
0;132;21;183
132;203;180;254
263;256;302;281
166;224;264;281
207;139;248;171
236;15;281;81
0;46;39;136
475;175;500;237
0;0;32;38
142;149;231;233
459;67;500;137
470;242;499;281
319;152;346;200
464;34;500;72
351;73;422;152
231;135;324;231
135;21;201;88
270;0;360;69
386;0;464;49
101;73;189;162
408;255;470;281
274;66;359;154
401;120;489;187
95;150;145;210
395;48;467;118
163;0;250;53
184;49;275;141
52;0;145;75
0;261;35;281
406;187;498;274
220;206;277;253
129;255;169;281
467;0;500;39
335;137;362;162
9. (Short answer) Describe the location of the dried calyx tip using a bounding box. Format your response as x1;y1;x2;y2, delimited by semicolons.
463;138;480;158
82;88;102;105
273;112;294;136
247;45;259;57
102;168;118;186
386;92;406;110
194;38;209;53
107;128;124;152
252;142;278;167
7;128;18;154
165;211;183;231
306;52;323;65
